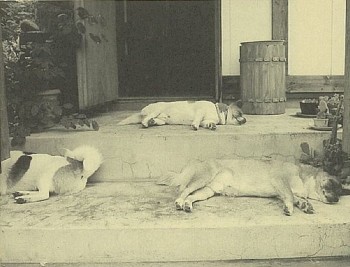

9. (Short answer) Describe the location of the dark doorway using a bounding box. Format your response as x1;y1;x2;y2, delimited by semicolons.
116;0;217;98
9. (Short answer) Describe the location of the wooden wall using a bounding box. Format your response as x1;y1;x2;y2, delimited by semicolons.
75;0;119;109
288;0;346;76
221;0;346;100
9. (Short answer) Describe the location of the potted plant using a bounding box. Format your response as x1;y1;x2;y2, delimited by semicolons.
313;97;329;127
324;94;344;126
299;98;318;115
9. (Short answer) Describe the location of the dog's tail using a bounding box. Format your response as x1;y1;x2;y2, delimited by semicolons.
156;170;192;189
117;113;142;125
156;171;179;186
63;146;103;177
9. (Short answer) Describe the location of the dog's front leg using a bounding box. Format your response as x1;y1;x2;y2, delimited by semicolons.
191;111;204;130
182;186;215;212
271;177;295;216
200;120;217;130
14;190;49;204
293;195;314;214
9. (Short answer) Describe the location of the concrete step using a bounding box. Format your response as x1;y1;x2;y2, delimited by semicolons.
2;257;350;267
19;108;342;182
3;108;347;264
1;182;350;264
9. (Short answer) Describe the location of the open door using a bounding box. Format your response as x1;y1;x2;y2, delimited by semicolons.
116;0;219;99
75;0;119;109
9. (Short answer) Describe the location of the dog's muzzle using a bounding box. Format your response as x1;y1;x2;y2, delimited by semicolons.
235;116;247;125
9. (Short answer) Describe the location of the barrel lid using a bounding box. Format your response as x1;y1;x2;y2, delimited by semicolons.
240;40;285;45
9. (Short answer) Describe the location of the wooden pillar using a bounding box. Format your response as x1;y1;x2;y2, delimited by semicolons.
272;0;288;74
343;0;350;155
0;24;10;170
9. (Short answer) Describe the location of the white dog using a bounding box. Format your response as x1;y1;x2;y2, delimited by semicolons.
0;146;102;203
158;159;343;216
118;100;246;130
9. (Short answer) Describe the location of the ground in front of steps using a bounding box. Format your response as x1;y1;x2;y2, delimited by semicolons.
1;182;350;229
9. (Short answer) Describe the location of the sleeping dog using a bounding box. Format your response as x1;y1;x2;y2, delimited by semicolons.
0;146;102;203
158;158;343;216
118;100;246;130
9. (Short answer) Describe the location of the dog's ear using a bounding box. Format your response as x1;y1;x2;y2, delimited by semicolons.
59;148;75;159
216;103;228;113
235;100;243;108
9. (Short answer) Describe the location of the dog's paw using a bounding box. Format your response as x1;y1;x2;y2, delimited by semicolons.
191;124;199;131
12;192;24;198
207;122;217;130
141;118;152;128
183;200;193;212
175;198;184;210
283;203;293;216
15;197;27;204
148;118;157;127
296;199;314;214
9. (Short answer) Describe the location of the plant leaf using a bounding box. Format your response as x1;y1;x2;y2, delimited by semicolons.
300;142;310;155
63;103;74;110
92;120;99;131
89;33;101;44
31;104;39;116
76;7;89;20
76;22;86;34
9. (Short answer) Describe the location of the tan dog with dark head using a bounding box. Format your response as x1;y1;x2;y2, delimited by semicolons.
159;158;343;216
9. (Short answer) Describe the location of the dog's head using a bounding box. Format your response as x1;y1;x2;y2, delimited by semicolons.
226;100;246;125
314;171;342;204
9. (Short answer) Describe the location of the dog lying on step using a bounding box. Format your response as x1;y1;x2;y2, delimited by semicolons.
0;146;102;204
158;159;343;216
118;100;246;130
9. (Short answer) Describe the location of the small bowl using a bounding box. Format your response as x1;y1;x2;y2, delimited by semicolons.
313;118;329;127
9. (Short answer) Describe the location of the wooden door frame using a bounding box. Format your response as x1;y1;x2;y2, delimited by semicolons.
343;0;350;155
0;23;10;167
214;0;222;102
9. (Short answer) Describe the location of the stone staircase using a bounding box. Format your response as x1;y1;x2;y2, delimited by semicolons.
1;108;349;264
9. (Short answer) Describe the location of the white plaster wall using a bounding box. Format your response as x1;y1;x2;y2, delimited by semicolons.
288;0;346;75
221;0;272;75
331;0;346;75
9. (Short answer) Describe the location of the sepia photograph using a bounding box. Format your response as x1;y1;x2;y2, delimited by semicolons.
0;0;350;266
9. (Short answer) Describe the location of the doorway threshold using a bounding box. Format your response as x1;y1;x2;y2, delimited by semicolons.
113;96;215;111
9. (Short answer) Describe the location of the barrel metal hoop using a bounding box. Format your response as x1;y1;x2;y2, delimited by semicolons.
240;57;286;63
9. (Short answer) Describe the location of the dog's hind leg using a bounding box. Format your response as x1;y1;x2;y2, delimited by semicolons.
14;173;52;203
12;191;32;197
182;186;215;212
141;112;161;128
14;190;49;203
175;187;196;210
149;118;166;126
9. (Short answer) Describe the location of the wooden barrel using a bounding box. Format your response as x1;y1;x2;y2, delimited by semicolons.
240;40;286;114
